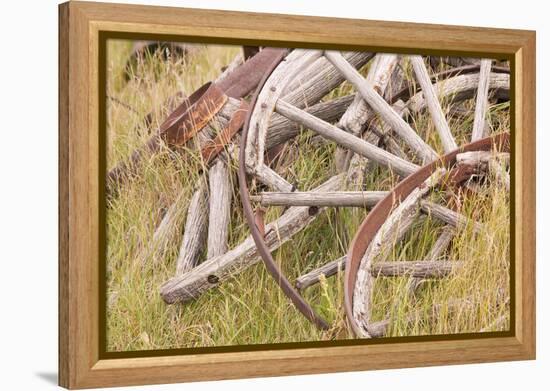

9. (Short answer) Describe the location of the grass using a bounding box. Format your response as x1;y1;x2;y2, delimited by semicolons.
105;39;510;351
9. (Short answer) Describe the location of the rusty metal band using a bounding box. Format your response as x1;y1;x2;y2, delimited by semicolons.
344;133;510;337
107;48;288;192
237;49;331;330
217;47;289;99
201;100;250;165
107;82;226;188
159;82;227;146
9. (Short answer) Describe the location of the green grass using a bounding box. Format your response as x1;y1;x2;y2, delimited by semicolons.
105;40;510;351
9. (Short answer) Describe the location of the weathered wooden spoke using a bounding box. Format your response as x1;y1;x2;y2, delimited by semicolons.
275;100;418;177
206;159;232;259
409;55;458;153
250;191;387;208
369;260;463;278
175;181;209;275
249;190;483;233
295;257;462;292
472;59;493;141
324;50;438;163
335;53;399;172
295;255;347;291
407;225;456;297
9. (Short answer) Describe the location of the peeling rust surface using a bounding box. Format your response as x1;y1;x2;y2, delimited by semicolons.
159;82;227;146
200;100;250;164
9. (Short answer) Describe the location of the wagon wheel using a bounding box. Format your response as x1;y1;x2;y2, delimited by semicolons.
238;50;510;331
344;134;510;337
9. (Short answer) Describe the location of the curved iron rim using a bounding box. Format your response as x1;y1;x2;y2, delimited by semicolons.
237;49;331;330
159;81;227;145
344;132;511;337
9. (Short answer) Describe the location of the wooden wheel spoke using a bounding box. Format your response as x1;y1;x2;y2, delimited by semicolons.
207;159;231;259
175;181;209;275
335;53;400;172
275;99;419;177
295;256;461;291
249;190;482;232
370;260;462;278
295;255;346;290
254;164;294;192
324;50;438;163
409;55;458;153
420;200;484;232
407;225;456;296
250;190;386;208
472;59;493;141
266;94;355;150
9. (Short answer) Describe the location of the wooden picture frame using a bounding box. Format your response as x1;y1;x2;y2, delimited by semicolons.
59;1;536;388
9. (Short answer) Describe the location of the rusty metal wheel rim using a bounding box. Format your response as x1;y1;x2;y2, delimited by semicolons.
344;133;510;337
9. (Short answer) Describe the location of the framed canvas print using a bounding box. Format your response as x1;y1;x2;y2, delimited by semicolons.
59;1;536;389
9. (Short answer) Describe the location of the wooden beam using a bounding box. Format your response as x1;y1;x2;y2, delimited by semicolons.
420;200;484;232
